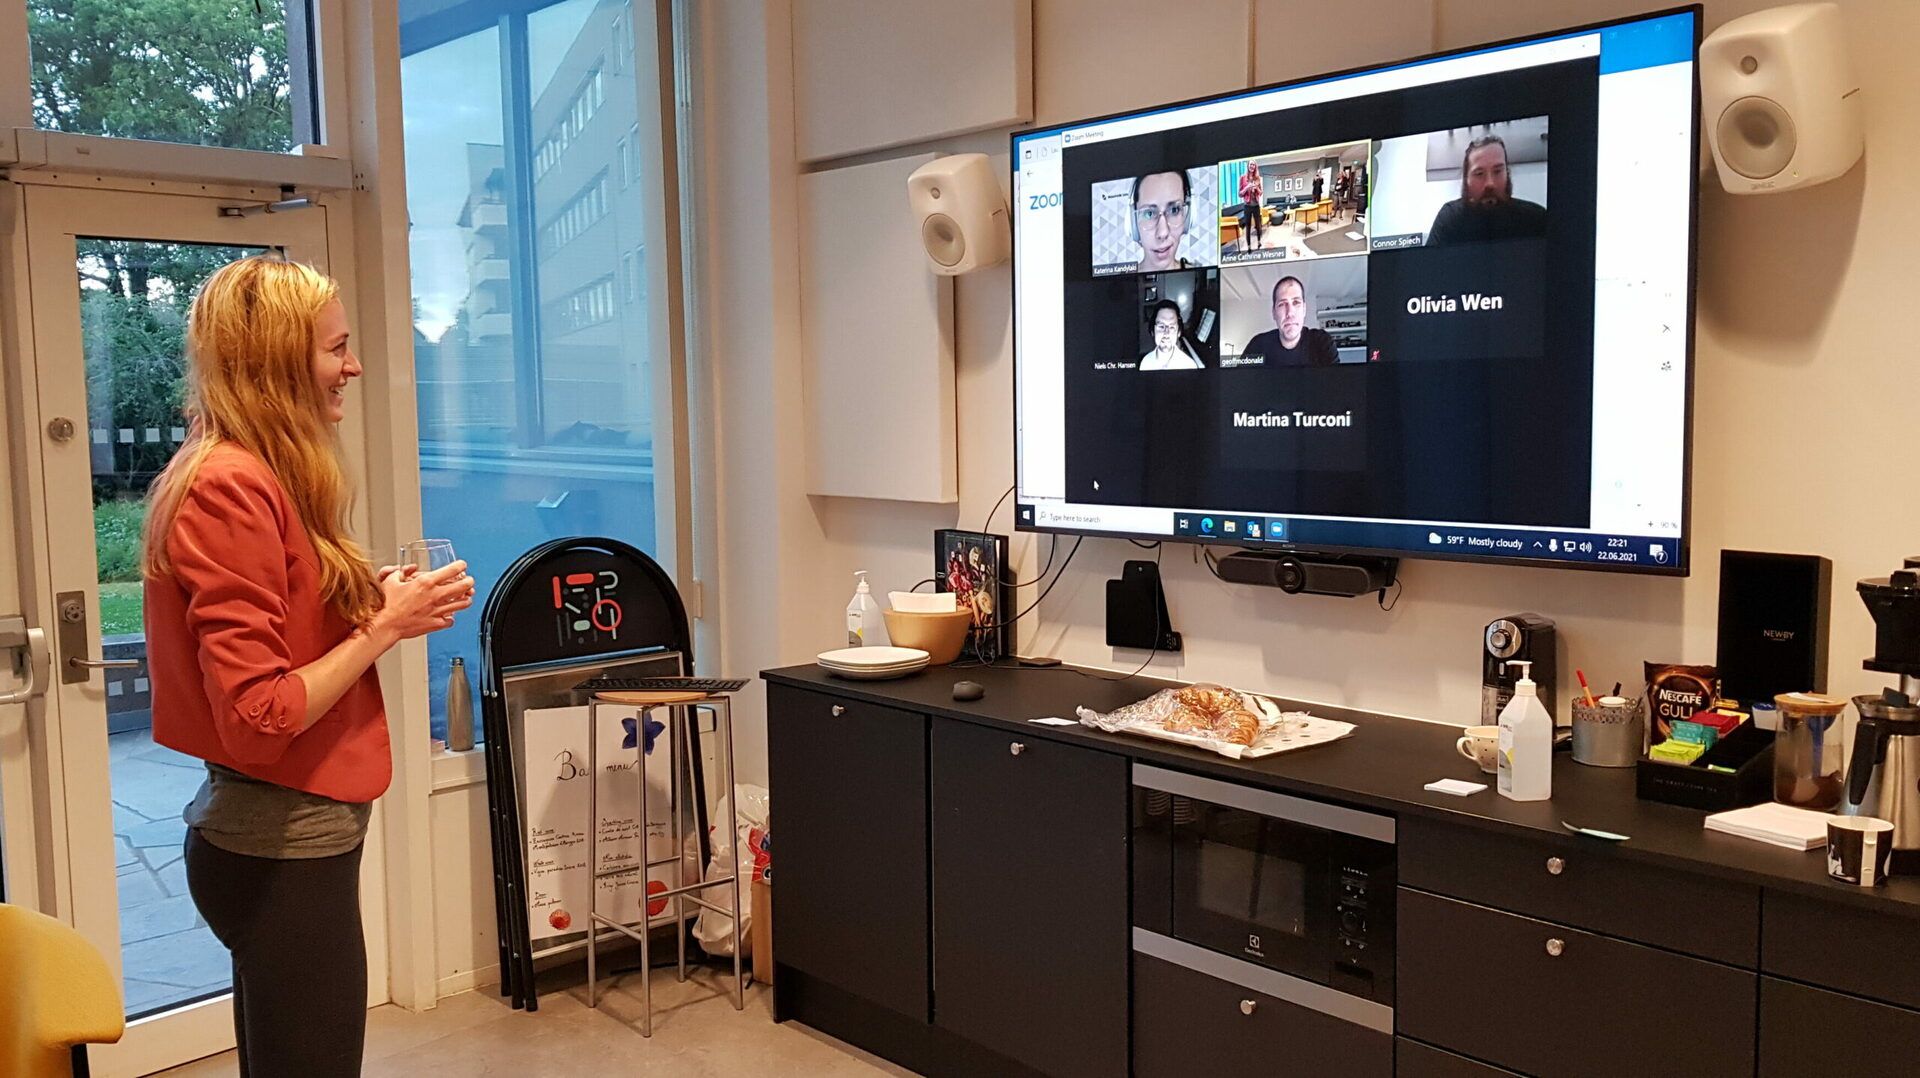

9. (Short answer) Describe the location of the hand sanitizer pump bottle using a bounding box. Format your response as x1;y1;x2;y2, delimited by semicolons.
1498;660;1553;802
846;570;887;647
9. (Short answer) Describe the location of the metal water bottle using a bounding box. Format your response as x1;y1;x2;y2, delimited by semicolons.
446;656;475;751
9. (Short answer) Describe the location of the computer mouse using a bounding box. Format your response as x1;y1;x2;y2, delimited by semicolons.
952;680;986;702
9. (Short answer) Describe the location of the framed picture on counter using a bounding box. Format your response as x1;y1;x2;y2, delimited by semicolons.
934;529;1013;663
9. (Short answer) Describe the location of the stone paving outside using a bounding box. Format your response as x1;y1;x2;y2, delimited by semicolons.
109;729;230;1017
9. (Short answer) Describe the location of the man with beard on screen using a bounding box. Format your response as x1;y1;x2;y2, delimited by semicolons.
1242;275;1338;367
1424;134;1547;245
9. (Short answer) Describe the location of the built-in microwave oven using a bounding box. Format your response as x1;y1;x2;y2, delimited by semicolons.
1131;764;1396;1011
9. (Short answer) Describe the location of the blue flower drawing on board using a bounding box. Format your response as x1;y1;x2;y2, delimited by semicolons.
622;715;667;754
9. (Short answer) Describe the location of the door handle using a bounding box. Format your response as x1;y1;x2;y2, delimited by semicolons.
69;656;140;671
54;589;141;685
0;615;51;706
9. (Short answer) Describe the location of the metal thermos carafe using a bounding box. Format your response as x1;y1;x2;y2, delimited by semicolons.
1842;695;1920;873
1842;565;1920;873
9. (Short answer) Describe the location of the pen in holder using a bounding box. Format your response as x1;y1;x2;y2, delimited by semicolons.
1572;695;1642;767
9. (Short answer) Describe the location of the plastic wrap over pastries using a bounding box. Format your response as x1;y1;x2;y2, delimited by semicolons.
1077;685;1356;759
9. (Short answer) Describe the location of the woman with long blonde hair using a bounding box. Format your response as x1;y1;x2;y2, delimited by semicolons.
143;256;472;1077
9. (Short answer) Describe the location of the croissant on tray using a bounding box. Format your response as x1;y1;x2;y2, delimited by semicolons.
1168;685;1262;746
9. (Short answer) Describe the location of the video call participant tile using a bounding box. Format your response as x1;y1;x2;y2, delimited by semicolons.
1219;258;1368;369
1369;116;1549;250
1220;140;1370;265
1080;270;1223;374
1367;238;1546;363
1089;166;1219;278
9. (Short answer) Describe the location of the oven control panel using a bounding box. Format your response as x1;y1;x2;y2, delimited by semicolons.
1333;865;1387;1000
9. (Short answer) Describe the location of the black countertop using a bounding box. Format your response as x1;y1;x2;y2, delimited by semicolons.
763;662;1920;920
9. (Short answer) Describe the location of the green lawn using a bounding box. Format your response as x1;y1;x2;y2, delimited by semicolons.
99;581;144;636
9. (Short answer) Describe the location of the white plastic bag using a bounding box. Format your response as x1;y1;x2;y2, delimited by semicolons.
693;784;770;955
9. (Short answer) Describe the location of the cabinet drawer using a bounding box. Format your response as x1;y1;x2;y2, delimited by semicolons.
1134;952;1391;1078
1760;977;1920;1078
767;685;928;1018
1762;889;1920;1009
771;684;923;730
1397;1039;1523;1078
1397;889;1756;1078
1400;816;1758;965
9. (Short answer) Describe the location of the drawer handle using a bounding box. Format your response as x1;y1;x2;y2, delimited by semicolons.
1546;856;1565;876
1545;938;1565;957
1239;999;1257;1016
830;705;845;717
1009;742;1026;756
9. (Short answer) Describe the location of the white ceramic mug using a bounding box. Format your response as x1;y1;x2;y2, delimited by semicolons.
1456;725;1501;774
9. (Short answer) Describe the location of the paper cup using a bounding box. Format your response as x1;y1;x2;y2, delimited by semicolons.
1828;816;1896;886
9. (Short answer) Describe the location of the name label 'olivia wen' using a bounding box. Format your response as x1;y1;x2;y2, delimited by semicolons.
1406;293;1505;314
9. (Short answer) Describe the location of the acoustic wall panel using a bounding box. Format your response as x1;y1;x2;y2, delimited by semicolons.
1253;0;1435;85
1033;0;1252;126
799;154;957;503
792;0;1033;164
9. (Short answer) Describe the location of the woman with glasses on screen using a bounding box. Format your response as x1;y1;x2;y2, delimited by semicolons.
1139;299;1205;371
1132;170;1193;272
142;257;474;1077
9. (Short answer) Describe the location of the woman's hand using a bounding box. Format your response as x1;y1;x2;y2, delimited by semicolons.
370;560;475;643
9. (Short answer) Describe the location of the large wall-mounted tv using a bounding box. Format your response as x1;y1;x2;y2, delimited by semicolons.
1011;7;1699;574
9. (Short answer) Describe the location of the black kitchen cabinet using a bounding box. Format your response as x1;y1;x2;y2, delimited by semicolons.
1759;977;1920;1078
1400;816;1759;966
768;686;929;1020
1135;953;1391;1077
930;719;1129;1078
1396;1038;1524;1077
1397;888;1756;1078
1762;889;1920;1010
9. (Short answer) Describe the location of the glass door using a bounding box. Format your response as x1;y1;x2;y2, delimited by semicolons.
3;183;360;1076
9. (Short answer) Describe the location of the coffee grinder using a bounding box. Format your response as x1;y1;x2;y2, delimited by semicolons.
1482;613;1557;725
1844;560;1920;872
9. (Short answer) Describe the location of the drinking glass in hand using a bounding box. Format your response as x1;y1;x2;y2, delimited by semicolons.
400;538;457;575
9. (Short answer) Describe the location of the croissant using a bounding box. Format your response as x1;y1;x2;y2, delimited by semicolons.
1212;709;1260;747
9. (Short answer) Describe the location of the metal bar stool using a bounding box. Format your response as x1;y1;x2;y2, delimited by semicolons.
584;690;746;1036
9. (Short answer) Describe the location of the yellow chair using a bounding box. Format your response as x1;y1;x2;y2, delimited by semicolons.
0;903;125;1078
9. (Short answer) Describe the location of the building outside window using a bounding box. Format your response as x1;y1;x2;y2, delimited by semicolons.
400;0;663;736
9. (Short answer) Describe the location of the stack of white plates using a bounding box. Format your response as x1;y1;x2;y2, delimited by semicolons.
816;646;931;680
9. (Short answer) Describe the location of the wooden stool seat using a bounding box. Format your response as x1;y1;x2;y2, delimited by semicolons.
591;689;709;706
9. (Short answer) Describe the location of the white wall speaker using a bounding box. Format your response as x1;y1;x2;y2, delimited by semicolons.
1701;3;1862;194
906;153;1010;275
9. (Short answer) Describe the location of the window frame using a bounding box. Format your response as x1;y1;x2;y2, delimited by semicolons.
0;0;703;1014
0;0;356;190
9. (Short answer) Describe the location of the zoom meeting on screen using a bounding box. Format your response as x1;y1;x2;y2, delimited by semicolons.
1014;15;1694;564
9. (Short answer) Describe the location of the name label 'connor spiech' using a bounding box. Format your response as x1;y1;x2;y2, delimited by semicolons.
1406;293;1505;314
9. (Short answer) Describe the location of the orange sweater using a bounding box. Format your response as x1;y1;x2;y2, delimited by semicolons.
145;445;390;804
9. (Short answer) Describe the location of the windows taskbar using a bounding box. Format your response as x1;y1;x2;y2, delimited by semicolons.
1015;504;1681;569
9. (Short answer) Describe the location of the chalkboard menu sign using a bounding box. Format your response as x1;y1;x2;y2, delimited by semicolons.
478;537;700;1011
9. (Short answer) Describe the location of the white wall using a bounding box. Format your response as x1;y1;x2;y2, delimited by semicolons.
701;0;1919;786
428;763;499;993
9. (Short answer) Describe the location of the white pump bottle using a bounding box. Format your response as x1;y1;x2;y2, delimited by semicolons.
846;570;887;647
1497;659;1553;802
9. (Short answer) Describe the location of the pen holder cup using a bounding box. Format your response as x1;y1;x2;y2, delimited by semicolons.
1572;697;1643;767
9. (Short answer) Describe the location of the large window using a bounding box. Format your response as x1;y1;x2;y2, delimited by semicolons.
28;0;315;149
400;0;667;736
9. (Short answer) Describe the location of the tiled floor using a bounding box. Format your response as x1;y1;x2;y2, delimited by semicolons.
155;972;909;1077
109;729;230;1016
